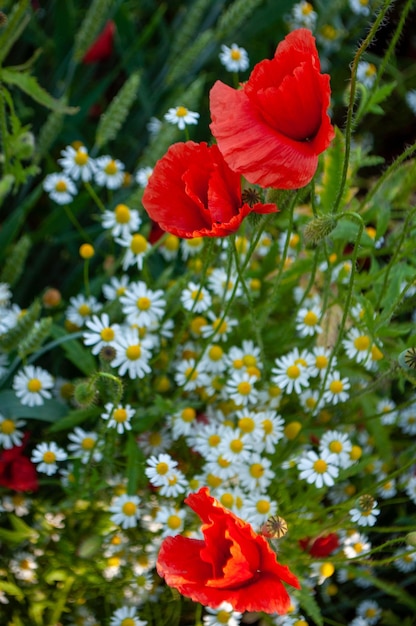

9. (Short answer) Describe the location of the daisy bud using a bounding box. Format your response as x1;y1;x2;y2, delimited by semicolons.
73;379;97;407
304;215;337;245
42;288;62;308
79;243;95;259
284;421;302;440
405;532;416;547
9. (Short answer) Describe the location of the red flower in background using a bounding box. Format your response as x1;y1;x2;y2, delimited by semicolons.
142;141;277;239
0;435;38;492
210;28;334;190
83;20;116;64
299;533;339;557
156;487;300;614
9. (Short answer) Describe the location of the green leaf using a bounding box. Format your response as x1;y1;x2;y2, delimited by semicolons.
0;580;24;601
297;585;323;626
126;431;146;492
1;69;78;114
0;390;67;421
48;407;100;433
50;325;96;376
367;81;397;115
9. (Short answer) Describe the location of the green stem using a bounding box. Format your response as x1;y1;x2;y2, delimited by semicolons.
64;204;91;241
83;258;91;296
0;86;11;176
84;180;107;213
333;0;393;214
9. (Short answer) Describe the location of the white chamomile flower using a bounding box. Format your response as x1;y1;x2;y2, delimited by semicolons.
225;371;259;407
298;449;339;488
102;203;142;238
120;281;166;328
271;352;311;395
0;282;12;306
376;398;398;425
58;144;96;182
219;43;249;73
180;237;204;259
31;441;67;475
145;453;178;487
203;602;242;626
164;106;199;130
181;282;212;313
116;232;150;271
349;0;371;16
356;599;381;624
13;365;54;407
146;116;162;136
67;427;102;463
296;305;322;337
242;493;278;528
170;406;197;440
111;328;153;379
43;172;77;204
217;429;253;464
101;403;135;434
398;405;416;435
377;476;397;499
135;166;153;188
239;453;275;492
201;312;238;342
343;531;372;559
349;497;380;527
393;545;416;572
102;275;130;301
174;358;210;392
207;268;243;301
159;233;180;261
94;155;125;189
323;371;350;405
343;327;372;364
155;505;187;538
319;430;353;469
200;344;228;374
109;494;141;529
357;61;377;88
83;313;120;355
289;1;318;29
66;294;101;328
110;606;146;626
0;415;26;449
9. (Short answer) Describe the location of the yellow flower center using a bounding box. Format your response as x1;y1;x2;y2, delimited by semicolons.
74;149;88;166
125;345;141;360
78;303;91;317
315;355;328;369
329;440;343;454
114;408;128;423
243;354;257;367
366;63;377;77
220;493;234;508
164;234;179;251
208;434;221;447
81;437;95;450
181;407;196;423
302;2;314;14
104;160;118;175
100;327;115;341
230;439;243;453
371;345;383;361
206;473;222;488
55;180;67;192
156;462;168;475
212;318;228;334
115;204;131;224
321;24;337;40
329;380;344;394
237;381;252;396
313;459;328;474
1;419;16;434
191;289;204;302
353;542;363;554
137;296;151;311
217;610;232;624
250;463;264;478
176;106;188;117
306;396;317;409
208;345;223;361
230;49;241;61
184;367;198;381
256;499;270;514
287;365;300;379
148;432;162;446
289;233;300;248
167;514;182;529
238;416;255;433
262;418;273;434
122;501;137;516
320;562;335;578
130;234;147;255
304;311;318;326
218;455;231;468
43;451;56;464
353;335;370;351
121;618;136;626
27;378;42;393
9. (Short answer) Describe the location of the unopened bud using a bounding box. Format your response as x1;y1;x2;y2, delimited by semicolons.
405;532;416;547
304;215;337;245
73;380;97;407
260;515;288;539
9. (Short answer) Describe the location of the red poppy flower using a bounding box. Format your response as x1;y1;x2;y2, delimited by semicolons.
0;435;38;492
83;20;116;64
142;141;277;239
210;28;334;190
156;487;300;614
299;533;339;558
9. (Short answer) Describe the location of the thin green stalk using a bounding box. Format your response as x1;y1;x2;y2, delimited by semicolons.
257;190;299;329
333;0;393;214
64;204;91;242
83;258;91;296
0;86;11;176
84;180;107;213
